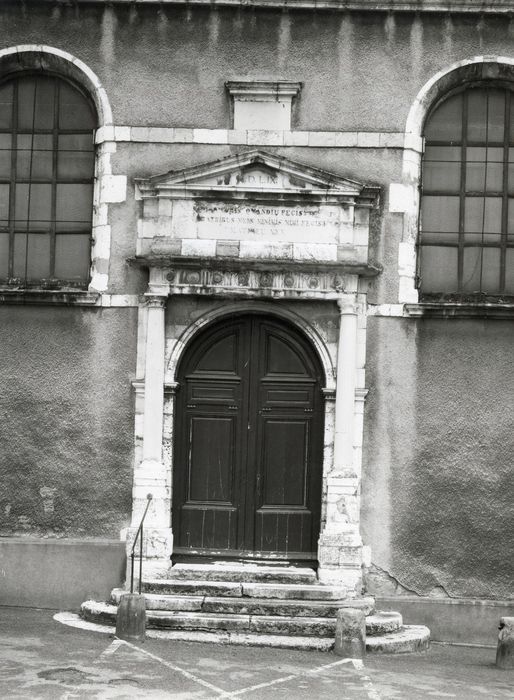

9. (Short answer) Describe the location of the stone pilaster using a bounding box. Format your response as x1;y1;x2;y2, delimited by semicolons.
318;294;363;592
128;293;172;581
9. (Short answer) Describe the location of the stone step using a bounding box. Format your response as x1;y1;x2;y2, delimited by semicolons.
82;601;335;636
142;579;244;598
167;563;318;584
365;611;403;636
140;579;357;602
79;601;429;653
110;589;368;617
366;625;430;654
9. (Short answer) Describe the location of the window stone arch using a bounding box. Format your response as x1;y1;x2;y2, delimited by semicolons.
0;45;121;294
394;56;514;305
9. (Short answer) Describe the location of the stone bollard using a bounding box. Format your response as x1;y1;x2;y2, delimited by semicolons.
334;608;366;658
115;593;146;642
496;617;514;670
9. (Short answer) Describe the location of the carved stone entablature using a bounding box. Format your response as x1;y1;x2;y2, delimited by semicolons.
134;150;380;276
137;260;377;300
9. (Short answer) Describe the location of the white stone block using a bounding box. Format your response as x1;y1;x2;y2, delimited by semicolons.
89;272;108;293
284;131;309;146
399;277;419;304
308;131;336;147
95;152;112;176
109;295;139;307
95;125;115;144
379;132;404;147
158;199;172;217
398;240;416;274
91;225;111;259
140;220;157;238
293;243;337;261
171;200;197;239
174;128;194;143
147;127;175;143
389;183;416;213
181;239;216;257
100;175;127;203
114;126;131;141
131;127;151;142
228;129;247;144
193;129;229;144
247;130;284;146
335;132;358;147
357;132;380;147
234;100;290;131
404;132;424;153
240;240;293;260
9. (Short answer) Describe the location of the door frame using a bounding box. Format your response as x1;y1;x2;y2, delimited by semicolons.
171;311;326;562
162;301;336;568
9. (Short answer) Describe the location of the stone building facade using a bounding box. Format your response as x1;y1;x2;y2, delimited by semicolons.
0;0;512;643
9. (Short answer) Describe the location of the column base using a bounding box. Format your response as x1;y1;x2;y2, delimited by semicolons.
317;530;363;593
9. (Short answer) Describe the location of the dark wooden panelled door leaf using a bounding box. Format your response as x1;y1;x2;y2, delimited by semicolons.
173;314;324;562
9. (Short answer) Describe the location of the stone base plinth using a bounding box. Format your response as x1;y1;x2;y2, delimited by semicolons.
124;527;173;586
317;531;363;592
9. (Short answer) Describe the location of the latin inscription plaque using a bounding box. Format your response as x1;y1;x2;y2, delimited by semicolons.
194;201;342;243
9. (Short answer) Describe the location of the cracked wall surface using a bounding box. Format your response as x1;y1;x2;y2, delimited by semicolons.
362;317;514;600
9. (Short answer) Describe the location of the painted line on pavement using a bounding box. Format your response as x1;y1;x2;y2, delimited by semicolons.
226;657;354;697
116;638;233;698
99;638;125;657
351;658;382;700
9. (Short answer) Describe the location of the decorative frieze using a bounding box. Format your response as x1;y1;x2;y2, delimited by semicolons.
149;265;355;299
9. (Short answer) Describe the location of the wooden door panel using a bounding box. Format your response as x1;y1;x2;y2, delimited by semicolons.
180;504;238;551
259;419;309;506
188;415;236;503
195;332;239;373
255;509;313;556
259;382;314;409
265;333;309;375
188;380;240;405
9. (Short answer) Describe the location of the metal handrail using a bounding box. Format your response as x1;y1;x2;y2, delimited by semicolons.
130;493;153;594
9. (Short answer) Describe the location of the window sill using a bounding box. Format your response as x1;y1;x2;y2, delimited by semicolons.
0;288;100;306
404;302;514;319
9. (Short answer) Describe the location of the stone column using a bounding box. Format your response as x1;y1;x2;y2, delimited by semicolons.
318;294;363;592
128;293;172;581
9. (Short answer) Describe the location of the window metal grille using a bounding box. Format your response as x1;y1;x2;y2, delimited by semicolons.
419;86;514;300
0;74;96;289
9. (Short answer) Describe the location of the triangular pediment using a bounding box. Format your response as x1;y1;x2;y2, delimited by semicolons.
136;150;366;199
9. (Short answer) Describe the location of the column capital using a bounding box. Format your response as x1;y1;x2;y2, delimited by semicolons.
144;293;167;309
337;294;358;316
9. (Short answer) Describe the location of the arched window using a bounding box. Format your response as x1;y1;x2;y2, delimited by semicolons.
419;85;514;300
0;74;96;288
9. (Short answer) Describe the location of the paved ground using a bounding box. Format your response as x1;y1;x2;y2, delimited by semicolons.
0;606;512;699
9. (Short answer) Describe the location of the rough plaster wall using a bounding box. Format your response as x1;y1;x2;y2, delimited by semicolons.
2;4;514;131
0;307;137;538
362;317;514;600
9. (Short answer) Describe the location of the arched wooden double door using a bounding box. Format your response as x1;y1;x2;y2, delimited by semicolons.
173;314;324;562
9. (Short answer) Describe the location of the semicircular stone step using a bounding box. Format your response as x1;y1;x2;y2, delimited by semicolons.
366;611;403;636
366;625;430;654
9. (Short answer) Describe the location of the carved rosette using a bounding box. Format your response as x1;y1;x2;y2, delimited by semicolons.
158;267;348;298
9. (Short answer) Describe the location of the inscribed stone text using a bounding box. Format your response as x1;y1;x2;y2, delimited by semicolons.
195;202;340;242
